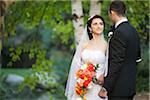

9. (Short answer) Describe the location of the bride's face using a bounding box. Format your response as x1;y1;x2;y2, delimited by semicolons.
90;18;104;35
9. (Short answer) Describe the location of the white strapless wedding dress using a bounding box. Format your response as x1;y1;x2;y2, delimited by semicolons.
71;49;108;100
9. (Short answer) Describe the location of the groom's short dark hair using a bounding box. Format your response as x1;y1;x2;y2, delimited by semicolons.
109;0;126;16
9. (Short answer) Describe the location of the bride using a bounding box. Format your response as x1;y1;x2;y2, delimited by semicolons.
65;15;108;100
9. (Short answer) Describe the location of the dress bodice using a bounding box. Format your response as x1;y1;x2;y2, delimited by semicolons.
81;49;106;64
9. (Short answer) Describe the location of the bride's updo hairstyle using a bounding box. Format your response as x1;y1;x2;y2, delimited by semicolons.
87;15;105;40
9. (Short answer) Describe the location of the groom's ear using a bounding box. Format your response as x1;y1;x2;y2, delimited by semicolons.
111;11;117;16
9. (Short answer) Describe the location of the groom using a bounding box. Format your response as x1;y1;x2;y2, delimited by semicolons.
98;1;141;100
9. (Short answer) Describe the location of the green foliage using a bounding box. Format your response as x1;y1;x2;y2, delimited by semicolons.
125;1;149;44
4;1;73;98
4;0;74;67
136;43;149;92
19;50;58;91
8;47;22;66
101;0;112;39
5;0;73;48
82;0;90;17
124;1;149;92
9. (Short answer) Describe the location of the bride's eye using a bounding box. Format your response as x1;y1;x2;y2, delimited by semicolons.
99;22;104;25
93;23;97;25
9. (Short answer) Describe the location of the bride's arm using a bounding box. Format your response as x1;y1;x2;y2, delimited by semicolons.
96;64;105;85
97;44;108;85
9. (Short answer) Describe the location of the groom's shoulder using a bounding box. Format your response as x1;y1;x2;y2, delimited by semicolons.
118;22;135;30
114;24;130;40
117;22;130;30
116;22;134;34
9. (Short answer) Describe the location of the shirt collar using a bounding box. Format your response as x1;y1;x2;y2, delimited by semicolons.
115;18;128;28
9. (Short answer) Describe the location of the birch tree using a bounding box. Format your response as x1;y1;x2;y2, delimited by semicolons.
71;0;84;47
89;0;103;16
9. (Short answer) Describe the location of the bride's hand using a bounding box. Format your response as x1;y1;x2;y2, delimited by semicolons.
97;74;104;85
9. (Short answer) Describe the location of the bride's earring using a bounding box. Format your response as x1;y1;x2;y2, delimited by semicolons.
89;28;92;33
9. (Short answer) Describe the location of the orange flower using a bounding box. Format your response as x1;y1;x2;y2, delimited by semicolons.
87;63;94;72
75;82;87;95
83;95;86;100
75;63;100;99
80;74;85;79
76;69;83;78
83;80;91;87
75;83;82;95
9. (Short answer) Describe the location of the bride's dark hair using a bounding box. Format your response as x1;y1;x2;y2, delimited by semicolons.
87;15;105;40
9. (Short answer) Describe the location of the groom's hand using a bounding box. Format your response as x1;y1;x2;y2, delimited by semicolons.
98;87;107;98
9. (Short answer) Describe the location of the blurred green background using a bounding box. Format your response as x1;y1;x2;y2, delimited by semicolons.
0;0;149;100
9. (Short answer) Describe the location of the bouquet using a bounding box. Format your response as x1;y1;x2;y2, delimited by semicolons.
75;63;100;100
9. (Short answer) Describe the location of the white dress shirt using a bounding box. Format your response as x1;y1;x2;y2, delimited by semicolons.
115;18;128;28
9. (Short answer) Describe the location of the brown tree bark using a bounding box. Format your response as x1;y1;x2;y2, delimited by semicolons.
0;0;14;68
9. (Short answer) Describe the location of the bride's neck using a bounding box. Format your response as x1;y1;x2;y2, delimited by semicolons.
92;34;101;42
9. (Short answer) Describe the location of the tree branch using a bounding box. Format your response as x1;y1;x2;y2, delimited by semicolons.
36;1;50;35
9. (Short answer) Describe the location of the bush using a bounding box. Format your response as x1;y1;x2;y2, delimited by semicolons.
136;43;149;92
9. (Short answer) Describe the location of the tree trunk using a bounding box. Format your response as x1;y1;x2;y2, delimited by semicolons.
71;0;84;47
89;0;103;16
0;0;14;68
0;1;5;68
0;16;4;68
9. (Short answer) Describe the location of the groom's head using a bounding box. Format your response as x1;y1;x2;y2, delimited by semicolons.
108;1;126;23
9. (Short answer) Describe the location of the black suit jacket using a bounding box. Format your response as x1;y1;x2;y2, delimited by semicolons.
103;21;141;97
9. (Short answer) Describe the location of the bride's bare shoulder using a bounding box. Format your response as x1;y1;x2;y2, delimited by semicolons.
102;41;108;54
81;42;89;51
